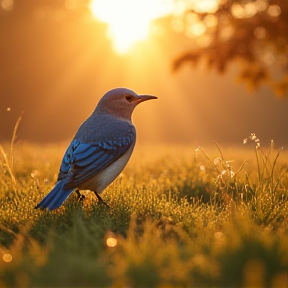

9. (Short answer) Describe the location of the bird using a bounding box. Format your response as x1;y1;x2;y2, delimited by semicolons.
35;88;157;210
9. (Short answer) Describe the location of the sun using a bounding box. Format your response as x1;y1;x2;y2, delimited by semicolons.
89;0;173;54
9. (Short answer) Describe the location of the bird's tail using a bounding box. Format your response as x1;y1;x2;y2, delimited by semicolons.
35;179;75;211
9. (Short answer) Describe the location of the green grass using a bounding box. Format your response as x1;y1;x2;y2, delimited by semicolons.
1;135;288;287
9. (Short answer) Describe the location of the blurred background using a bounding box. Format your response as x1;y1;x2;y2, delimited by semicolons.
1;0;288;146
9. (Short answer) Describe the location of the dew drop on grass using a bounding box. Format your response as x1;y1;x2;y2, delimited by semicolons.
200;165;205;171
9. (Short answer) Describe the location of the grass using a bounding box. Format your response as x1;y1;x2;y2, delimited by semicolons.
1;131;288;287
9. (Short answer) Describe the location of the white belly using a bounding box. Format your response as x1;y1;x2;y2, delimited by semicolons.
78;144;134;193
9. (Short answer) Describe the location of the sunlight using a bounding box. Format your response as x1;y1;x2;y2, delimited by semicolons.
89;0;173;54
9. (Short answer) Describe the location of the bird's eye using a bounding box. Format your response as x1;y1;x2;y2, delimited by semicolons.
125;95;134;102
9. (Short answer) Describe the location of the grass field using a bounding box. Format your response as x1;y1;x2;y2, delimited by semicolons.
1;135;288;287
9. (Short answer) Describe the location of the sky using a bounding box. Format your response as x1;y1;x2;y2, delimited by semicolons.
1;0;288;147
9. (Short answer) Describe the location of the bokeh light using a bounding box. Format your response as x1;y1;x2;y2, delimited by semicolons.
0;0;13;11
106;237;117;248
173;0;220;39
193;0;219;13
267;5;281;18
3;253;13;263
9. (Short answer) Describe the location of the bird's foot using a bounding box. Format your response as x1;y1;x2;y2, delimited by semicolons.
93;191;109;207
75;189;85;201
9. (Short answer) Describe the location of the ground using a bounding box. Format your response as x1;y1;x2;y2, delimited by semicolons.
0;140;288;287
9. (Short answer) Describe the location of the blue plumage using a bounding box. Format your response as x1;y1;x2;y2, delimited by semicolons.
65;136;134;188
35;88;157;210
35;179;74;210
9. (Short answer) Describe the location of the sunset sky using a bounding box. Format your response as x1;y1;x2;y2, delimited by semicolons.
1;0;288;147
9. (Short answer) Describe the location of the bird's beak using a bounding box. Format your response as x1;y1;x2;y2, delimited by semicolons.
137;95;158;103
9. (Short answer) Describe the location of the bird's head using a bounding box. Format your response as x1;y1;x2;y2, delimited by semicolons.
96;88;157;120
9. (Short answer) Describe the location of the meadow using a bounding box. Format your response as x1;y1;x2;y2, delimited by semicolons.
1;134;288;288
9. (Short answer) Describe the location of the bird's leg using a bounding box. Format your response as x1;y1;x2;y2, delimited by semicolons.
75;189;85;201
93;191;109;207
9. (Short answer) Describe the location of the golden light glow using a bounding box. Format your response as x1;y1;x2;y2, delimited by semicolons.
89;0;173;54
190;22;206;37
203;14;218;28
193;0;219;13
3;253;13;262
174;0;220;14
172;0;220;39
267;5;281;18
0;0;13;11
89;0;222;53
106;237;117;247
231;1;275;19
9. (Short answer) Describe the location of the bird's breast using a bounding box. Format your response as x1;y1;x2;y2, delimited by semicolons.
78;144;135;193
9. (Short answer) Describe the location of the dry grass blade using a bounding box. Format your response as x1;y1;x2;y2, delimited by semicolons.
10;111;24;171
234;160;248;178
196;146;221;174
0;112;23;191
0;144;16;189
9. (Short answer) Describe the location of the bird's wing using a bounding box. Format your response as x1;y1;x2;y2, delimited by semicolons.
58;133;135;189
57;139;80;181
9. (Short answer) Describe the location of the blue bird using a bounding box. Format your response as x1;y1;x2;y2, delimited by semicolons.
35;88;157;210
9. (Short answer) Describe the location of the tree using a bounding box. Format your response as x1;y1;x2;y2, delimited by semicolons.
173;0;288;97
